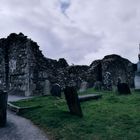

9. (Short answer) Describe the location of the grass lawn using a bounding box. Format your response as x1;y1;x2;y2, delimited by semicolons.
12;90;140;140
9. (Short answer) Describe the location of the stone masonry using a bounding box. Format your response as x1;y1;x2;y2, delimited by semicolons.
0;33;136;96
0;33;69;96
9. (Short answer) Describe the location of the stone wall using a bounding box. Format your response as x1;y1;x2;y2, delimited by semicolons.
0;39;6;89
0;33;136;96
87;60;102;87
88;54;135;88
0;33;70;96
0;33;34;96
101;55;135;87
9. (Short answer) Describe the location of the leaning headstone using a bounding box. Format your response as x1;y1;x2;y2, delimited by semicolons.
79;81;88;92
117;83;131;95
0;90;8;127
50;83;61;97
103;72;112;90
43;80;51;95
64;86;83;117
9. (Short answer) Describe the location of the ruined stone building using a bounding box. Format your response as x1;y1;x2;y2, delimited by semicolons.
0;33;69;96
0;33;136;96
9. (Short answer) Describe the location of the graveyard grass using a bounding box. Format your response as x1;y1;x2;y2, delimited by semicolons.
12;89;140;140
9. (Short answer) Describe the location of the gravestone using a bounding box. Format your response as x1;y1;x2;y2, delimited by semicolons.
117;83;131;95
64;86;83;117
0;90;8;127
43;80;50;95
79;81;88;92
50;83;61;97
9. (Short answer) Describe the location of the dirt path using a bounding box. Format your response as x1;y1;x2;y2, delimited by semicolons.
0;95;49;140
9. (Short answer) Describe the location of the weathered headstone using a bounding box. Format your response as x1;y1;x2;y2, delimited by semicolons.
79;81;88;92
51;83;61;97
64;86;83;117
43;80;50;95
117;83;131;95
0;90;8;127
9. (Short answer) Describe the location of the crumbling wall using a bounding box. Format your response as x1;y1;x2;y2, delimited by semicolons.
0;33;136;96
101;55;135;87
0;40;5;89
4;33;31;96
0;33;70;96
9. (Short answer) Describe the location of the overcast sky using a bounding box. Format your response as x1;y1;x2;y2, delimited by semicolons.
0;0;140;65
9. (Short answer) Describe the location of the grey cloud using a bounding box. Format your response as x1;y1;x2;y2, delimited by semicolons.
0;0;140;65
50;26;104;64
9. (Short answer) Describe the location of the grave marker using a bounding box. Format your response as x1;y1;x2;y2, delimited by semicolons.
64;86;83;117
51;83;61;97
0;90;8;127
